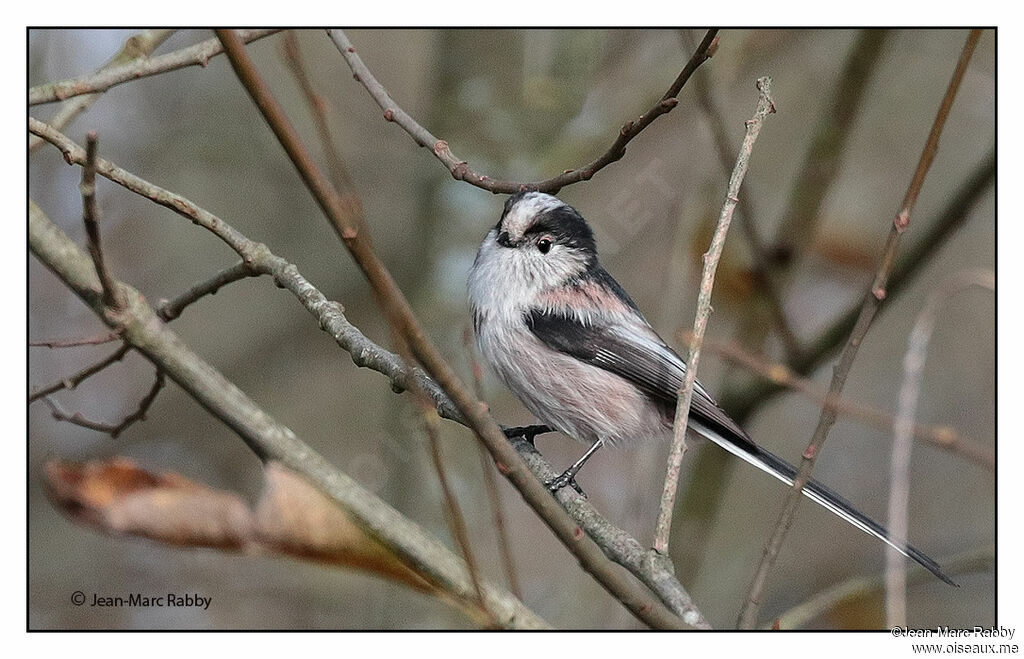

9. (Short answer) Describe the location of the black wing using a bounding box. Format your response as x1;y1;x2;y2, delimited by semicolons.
525;307;957;585
525;308;751;445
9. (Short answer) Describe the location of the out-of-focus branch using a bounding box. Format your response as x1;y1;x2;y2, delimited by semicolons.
28;201;546;630
737;29;982;629
29;29;280;105
30;117;708;629
684;32;800;360
654;76;775;555
772;30;891;263
29;29;175;153
216;29;701;630
684;331;994;471
327;29;719;194
886;268;994;627
772;544;993;630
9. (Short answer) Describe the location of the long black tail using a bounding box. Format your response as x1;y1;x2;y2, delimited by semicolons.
692;421;957;586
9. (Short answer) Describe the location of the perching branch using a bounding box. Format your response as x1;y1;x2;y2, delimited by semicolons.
653;76;775;556
30;117;709;629
736;29;982;629
215;28;699;630
28;200;547;630
28;29;280;105
327;29;719;194
885;268;994;627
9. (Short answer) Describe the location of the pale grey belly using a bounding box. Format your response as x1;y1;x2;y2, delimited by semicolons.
479;320;672;446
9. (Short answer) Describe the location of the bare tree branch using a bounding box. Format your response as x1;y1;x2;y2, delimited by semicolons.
42;369;165;438
718;150;995;421
736;29;982;629
28;200;547;630
886;268;994;626
156;261;258;321
29;344;131;402
215;28;701;630
30;118;709;629
327;29;719;194
29;29;175;153
30;329;122;348
80;132;125;311
29;29;280;105
683;331;994;471
654;76;775;556
464;328;523;600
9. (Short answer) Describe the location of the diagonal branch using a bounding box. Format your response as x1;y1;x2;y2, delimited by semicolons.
29;29;280;105
736;29;983;629
216;28;699;630
30;118;709;628
29;200;546;630
327;29;719;194
29;343;131;402
29;29;175;153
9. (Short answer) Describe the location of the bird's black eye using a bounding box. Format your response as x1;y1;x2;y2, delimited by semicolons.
537;238;553;254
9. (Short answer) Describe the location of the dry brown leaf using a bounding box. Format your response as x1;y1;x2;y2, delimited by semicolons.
43;458;432;593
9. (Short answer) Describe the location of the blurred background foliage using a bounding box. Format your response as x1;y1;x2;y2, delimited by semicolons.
28;28;994;629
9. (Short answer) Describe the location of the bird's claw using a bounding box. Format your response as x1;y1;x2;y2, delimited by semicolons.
545;471;587;498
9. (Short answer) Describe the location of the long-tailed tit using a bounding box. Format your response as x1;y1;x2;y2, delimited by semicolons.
468;191;955;585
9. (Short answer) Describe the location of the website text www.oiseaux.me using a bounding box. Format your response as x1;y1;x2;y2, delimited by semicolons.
892;627;1018;654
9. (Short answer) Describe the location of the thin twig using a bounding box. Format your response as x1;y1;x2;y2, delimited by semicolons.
28;29;280;105
737;29;982;629
29;30;175;153
81;132;124;311
327;29;719;194
30;329;122;348
29;343;131;402
282;37;491;612
215;28;696;629
28;201;546;629
464;327;522;600
683;331;994;471
157;261;258;321
886;268;994;627
653;77;775;556
42;369;165;438
418;392;495;625
30;118;709;629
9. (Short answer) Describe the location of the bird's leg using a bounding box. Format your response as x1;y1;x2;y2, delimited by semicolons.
501;424;554;446
546;438;604;497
